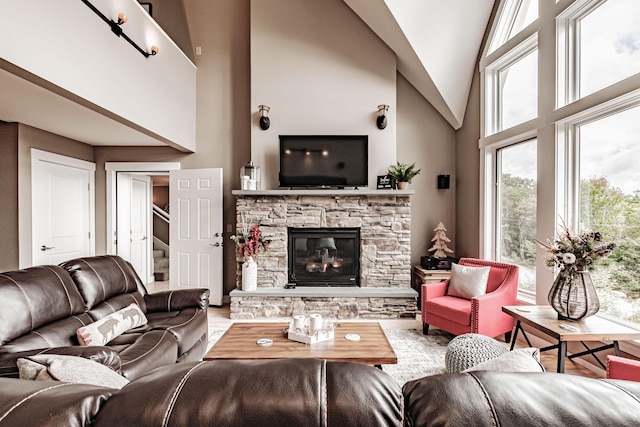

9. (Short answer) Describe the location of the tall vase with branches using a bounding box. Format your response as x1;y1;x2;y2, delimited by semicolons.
230;215;270;291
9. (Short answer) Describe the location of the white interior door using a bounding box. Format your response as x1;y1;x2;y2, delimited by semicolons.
170;168;224;306
31;150;95;266
116;173;152;283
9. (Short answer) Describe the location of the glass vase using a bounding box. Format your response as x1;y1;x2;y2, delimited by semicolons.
548;271;600;321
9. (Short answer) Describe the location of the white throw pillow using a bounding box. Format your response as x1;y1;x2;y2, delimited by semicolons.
463;348;545;373
446;263;491;299
17;354;129;389
77;303;147;346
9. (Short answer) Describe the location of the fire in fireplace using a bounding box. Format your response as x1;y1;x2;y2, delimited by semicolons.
287;228;360;287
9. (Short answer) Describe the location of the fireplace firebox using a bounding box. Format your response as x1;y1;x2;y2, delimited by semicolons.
287;228;360;287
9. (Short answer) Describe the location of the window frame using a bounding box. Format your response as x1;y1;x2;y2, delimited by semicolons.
484;35;539;136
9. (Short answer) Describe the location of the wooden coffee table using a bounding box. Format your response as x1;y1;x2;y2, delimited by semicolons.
204;322;397;367
503;305;640;373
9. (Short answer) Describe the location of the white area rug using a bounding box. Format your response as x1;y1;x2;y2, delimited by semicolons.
207;327;452;386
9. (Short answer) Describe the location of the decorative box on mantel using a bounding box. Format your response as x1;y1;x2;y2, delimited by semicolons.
230;189;418;320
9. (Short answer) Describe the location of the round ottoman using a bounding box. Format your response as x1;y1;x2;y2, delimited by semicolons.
445;333;508;373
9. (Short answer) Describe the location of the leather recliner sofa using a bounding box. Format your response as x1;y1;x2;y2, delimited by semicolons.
0;358;639;427
0;255;209;380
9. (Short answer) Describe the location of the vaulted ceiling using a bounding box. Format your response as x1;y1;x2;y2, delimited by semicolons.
344;0;495;129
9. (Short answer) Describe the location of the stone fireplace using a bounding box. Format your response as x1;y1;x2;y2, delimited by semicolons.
230;190;418;319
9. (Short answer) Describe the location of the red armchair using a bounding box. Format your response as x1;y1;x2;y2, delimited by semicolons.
422;258;519;341
607;355;640;381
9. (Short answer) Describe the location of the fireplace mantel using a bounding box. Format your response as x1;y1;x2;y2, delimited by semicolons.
232;189;414;196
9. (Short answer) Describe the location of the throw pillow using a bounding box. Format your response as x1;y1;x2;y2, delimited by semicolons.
446;263;491;299
77;303;147;346
17;354;129;389
463;348;545;373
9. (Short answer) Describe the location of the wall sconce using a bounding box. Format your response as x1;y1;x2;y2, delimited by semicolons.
377;104;389;130
258;105;271;130
81;0;159;58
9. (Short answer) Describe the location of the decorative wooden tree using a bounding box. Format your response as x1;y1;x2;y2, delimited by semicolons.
429;222;454;259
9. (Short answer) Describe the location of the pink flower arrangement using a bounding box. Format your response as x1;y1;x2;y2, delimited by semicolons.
231;222;270;259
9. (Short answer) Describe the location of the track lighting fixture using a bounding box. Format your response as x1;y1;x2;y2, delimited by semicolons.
81;0;159;58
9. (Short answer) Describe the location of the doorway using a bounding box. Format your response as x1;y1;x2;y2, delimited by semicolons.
30;149;95;267
105;163;224;305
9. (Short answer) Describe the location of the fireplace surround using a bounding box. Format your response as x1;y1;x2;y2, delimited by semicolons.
230;189;418;319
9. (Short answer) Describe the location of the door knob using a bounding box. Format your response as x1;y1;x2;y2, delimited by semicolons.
40;245;55;251
210;242;221;247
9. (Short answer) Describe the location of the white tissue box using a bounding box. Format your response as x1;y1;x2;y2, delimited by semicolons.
287;329;334;344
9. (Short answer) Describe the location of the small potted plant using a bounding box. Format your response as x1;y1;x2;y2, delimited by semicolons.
387;162;421;189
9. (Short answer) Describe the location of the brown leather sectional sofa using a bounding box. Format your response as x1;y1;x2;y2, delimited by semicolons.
1;357;639;426
0;255;209;380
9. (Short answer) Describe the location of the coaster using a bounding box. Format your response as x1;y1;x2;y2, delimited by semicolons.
257;338;273;346
345;334;360;342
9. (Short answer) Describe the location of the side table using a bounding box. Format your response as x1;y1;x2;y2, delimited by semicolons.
503;305;640;373
412;266;450;309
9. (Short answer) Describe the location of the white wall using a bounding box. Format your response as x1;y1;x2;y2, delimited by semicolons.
250;0;397;189
1;0;196;151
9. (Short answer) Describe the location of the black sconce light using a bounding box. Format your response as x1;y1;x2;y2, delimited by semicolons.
81;0;159;58
377;104;389;129
258;105;271;130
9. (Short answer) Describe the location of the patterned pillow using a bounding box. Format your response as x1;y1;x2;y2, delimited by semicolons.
77;303;147;346
17;354;129;389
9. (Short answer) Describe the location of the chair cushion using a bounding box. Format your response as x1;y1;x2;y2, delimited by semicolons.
447;263;490;299
77;304;147;346
425;296;472;326
17;354;129;389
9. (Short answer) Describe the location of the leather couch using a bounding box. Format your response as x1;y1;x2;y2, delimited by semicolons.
0;255;209;380
1;358;639;427
0;359;404;427
403;370;640;426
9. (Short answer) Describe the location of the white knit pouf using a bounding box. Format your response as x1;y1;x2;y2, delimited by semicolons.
445;333;508;373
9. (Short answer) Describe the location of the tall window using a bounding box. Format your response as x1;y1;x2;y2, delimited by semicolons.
485;39;538;135
497;140;537;293
579;0;640;98
488;0;538;53
577;105;640;323
482;0;640;329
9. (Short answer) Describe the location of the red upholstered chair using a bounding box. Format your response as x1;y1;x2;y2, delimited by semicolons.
421;258;519;341
607;355;640;381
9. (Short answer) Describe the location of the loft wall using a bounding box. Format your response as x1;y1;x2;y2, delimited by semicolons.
250;0;397;189
1;0;196;150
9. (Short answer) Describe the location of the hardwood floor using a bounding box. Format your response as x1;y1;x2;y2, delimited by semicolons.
147;281;601;378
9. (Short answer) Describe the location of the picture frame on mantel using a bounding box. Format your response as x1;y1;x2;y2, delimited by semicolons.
140;2;153;16
377;175;394;189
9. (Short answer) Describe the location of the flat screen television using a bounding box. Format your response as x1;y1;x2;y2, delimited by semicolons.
279;135;368;188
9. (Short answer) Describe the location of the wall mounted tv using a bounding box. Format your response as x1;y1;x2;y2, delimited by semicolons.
279;135;368;188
